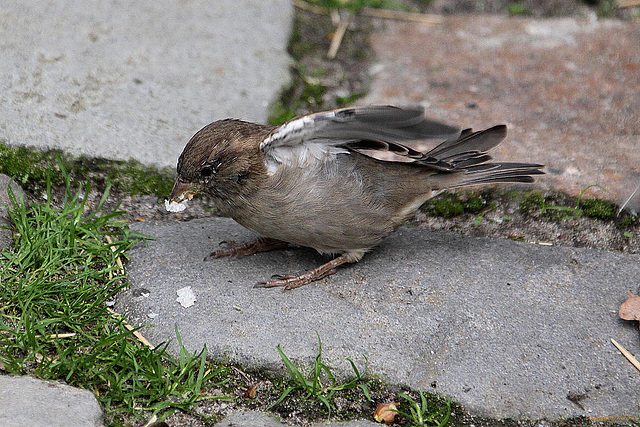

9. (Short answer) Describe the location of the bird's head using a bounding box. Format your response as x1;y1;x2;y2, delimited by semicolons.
167;119;271;210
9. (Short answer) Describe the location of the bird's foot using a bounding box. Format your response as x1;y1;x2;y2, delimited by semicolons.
206;237;288;260
254;253;351;290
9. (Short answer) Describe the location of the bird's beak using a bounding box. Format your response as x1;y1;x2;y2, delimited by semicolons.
169;181;200;203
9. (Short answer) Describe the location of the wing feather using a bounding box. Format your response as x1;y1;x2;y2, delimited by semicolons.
260;106;460;173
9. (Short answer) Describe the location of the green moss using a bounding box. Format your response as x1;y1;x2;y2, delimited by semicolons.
430;194;465;218
75;157;174;197
464;195;489;213
0;142;173;198
423;192;493;218
336;92;365;107
309;67;329;78
300;78;327;106
595;0;615;18
518;189;630;223
287;18;308;61
620;215;638;229
112;162;173;196
519;192;545;216
519;191;581;220
268;99;299;125
0;144;70;188
267;67;328;125
507;2;530;15
579;198;617;220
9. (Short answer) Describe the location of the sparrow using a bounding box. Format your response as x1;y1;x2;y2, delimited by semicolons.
168;105;544;290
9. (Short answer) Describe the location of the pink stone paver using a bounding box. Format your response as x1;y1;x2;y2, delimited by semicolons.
364;16;640;210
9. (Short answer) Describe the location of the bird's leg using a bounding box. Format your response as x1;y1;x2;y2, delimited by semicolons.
255;253;352;290
207;237;289;259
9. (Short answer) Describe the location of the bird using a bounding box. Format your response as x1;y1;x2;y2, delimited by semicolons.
167;105;544;290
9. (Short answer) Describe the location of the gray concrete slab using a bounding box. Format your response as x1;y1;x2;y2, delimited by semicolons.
0;375;104;427
214;410;285;427
118;217;640;420
0;0;292;167
213;410;381;426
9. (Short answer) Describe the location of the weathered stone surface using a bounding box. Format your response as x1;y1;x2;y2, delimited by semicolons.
364;16;640;211
118;217;640;419
213;410;381;426
0;0;292;167
0;375;104;427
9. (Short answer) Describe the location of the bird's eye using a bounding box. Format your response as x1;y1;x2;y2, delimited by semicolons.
200;163;214;177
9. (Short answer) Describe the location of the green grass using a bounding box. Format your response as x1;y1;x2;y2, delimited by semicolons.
0;167;227;425
393;391;451;427
270;333;371;416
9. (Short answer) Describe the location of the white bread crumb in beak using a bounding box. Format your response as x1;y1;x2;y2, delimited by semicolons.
165;199;188;212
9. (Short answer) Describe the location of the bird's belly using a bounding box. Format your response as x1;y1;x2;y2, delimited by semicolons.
218;154;430;255
230;196;394;254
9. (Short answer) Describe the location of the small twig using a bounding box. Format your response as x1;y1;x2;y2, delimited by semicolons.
611;338;640;373
526;240;553;246
360;7;444;24
618;0;640;8
142;415;159;427
293;0;444;59
618;182;640;216
107;308;154;349
293;0;328;15
292;0;444;24
37;333;77;339
104;235;125;275
327;14;351;59
232;365;252;383
0;331;77;339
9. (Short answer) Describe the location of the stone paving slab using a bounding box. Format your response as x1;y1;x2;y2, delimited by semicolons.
213;410;380;426
0;0;292;168
363;16;640;211
118;217;640;420
0;375;104;427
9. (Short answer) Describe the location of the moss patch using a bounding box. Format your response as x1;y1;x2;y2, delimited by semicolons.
516;189;638;230
0;143;67;187
267;7;371;125
422;191;494;218
0;142;173;198
578;198;617;220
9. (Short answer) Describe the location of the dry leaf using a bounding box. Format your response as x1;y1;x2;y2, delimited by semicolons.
619;290;640;329
243;384;258;398
374;401;398;424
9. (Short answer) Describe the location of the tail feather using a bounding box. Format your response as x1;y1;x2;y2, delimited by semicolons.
426;125;507;159
451;162;545;188
424;125;544;187
347;119;544;188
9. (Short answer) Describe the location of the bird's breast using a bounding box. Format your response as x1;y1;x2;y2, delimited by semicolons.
218;153;432;254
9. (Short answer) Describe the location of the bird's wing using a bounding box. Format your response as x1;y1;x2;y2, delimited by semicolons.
260;105;461;173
